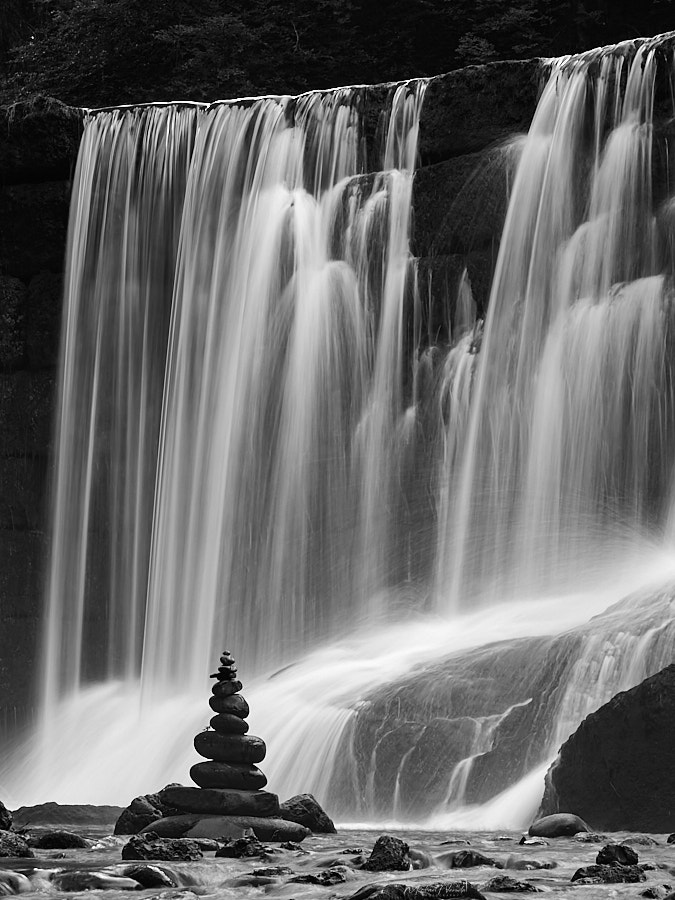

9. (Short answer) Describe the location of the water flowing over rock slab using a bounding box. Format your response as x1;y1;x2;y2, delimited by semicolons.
143;813;310;842
158;785;280;816
540;663;675;831
349;881;487;900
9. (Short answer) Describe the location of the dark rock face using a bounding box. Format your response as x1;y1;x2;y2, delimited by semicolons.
0;802;11;831
596;844;639;866
539;664;675;832
114;793;178;835
121;832;203;861
528;813;590;838
280;793;336;834
0;830;34;858
362;835;411;872
215;833;269;858
571;864;646;884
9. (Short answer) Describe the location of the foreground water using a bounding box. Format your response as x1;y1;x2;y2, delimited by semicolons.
1;827;674;900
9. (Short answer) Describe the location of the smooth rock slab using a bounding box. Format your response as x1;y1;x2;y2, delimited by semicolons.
159;785;280;817
210;713;249;734
194;731;266;763
190;761;267;790
143;813;309;842
209;694;249;716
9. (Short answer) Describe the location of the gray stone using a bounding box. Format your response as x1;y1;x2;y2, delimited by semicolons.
280;793;336;833
571;864;645;884
144;813;309;842
596;843;639;866
528;813;589;838
208;694;249;716
29;829;90;849
52;871;139;891
210;713;249;734
194;731;266;764
121;833;203;861
123;864;177;888
190;760;267;790
0;830;34;858
362;835;410;871
481;875;541;892
348;881;487;900
158;785;280;817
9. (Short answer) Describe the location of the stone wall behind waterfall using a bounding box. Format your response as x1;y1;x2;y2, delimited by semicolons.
0;60;539;731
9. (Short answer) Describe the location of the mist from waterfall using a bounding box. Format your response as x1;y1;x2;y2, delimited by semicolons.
2;36;675;825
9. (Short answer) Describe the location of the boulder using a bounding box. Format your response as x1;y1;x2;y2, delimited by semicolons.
194;731;266;763
158;785;280;817
290;867;349;885
122;864;177;888
190;761;267;790
571;864;645;884
215;833;269;858
348;881;487;900
0;831;34;858
439;849;499;868
121;833;203;861
362;835;411;871
280;793;336;833
0;803;11;831
29;830;90;849
481;875;541;892
143;813;309;842
528;813;589;838
539;664;675;831
596;843;639;866
114;792;178;835
211;679;243;698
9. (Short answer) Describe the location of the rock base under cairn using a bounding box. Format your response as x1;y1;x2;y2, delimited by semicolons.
142;813;310;842
158;785;280;817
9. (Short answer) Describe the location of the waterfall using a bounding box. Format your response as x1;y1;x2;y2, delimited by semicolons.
2;36;675;823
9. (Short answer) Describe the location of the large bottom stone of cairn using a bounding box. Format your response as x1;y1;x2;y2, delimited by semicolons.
158;786;280;817
142;813;310;842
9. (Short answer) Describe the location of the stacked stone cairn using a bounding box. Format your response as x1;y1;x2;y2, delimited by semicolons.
143;652;310;843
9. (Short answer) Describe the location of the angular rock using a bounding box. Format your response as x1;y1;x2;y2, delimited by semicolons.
29;830;90;849
114;792;178;835
194;731;266;764
215;833;270;858
0;802;11;831
596;843;639;866
439;849;498;868
571;864;646;884
280;793;336;833
123;864;177;888
504;856;556;870
121;833;203;861
528;813;589;838
190;760;267;790
574;832;603;842
348;881;487;900
362;835;411;871
159;785;280;817
209;693;250;716
290;867;349;885
252;865;294;876
210;713;249;734
667;834;675;844
0;831;34;858
143;813;309;842
623;835;658;846
539;664;675;831
481;875;541;892
211;679;243;698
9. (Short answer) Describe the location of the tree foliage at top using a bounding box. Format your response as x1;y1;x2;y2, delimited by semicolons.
1;0;675;106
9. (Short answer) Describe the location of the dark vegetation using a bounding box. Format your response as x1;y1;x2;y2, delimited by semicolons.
1;0;675;106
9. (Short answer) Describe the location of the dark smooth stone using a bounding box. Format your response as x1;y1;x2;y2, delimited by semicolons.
190;761;267;790
144;813;310;843
209;694;249;717
194;731;266;764
529;813;590;838
210;713;249;734
212;679;243;697
159;786;280;817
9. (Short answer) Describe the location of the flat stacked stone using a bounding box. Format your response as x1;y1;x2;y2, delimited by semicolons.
143;652;309;843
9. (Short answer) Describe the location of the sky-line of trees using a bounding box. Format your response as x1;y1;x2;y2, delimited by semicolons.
1;0;674;106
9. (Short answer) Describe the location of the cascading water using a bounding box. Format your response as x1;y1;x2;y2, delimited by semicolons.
1;36;675;826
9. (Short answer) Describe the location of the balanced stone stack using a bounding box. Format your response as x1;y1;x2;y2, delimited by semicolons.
142;652;309;842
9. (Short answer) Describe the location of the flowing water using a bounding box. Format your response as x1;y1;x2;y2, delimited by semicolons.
2;36;675;824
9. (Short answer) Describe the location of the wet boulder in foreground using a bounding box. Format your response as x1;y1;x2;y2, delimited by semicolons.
280;793;336;833
121;832;203;861
539;664;675;831
528;813;590;838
